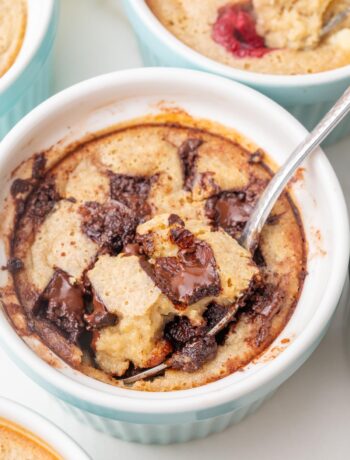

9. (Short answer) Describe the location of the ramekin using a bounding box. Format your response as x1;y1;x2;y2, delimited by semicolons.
0;68;349;444
122;0;350;145
0;396;90;459
0;0;58;140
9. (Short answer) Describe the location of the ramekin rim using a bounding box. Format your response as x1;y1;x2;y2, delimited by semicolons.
0;396;91;459
0;68;348;416
0;0;55;94
126;0;350;88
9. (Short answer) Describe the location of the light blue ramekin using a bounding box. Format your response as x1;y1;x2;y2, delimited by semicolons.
0;69;348;445
122;0;350;145
0;0;58;140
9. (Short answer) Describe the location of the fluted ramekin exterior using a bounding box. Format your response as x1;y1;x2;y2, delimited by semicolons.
124;1;350;145
0;2;58;139
11;279;343;444
58;396;269;444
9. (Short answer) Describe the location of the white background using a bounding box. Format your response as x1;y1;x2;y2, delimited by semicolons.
1;1;350;458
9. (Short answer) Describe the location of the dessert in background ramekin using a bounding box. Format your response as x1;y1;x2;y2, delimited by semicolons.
0;68;348;444
0;0;58;139
146;0;350;75
0;0;27;78
123;0;350;144
0;397;90;459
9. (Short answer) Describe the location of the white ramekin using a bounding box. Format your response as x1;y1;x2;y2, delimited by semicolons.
0;396;90;459
0;68;348;444
0;0;58;139
123;0;350;145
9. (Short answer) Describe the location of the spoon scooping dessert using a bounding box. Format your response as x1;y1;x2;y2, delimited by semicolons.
123;85;350;384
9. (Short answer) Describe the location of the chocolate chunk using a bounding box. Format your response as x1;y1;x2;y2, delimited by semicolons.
205;180;266;239
5;257;24;273
109;173;152;219
10;179;32;197
32;153;47;179
241;280;284;347
178;138;203;191
80;200;138;254
152;227;221;306
203;302;228;330
165;316;202;350
84;289;116;330
170;336;217;372
27;179;60;221
170;226;194;249
35;269;85;343
168;214;185;227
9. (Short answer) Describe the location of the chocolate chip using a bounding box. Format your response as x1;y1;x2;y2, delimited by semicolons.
109;173;152;219
203;302;228;330
27;179;60;221
170;336;217;372
80;200;138;254
178;138;203;191
165;316;202;350
35;269;85;343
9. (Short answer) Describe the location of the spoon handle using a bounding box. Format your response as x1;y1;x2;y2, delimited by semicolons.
240;86;350;253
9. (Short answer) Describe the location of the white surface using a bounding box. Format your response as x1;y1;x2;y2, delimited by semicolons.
0;0;350;458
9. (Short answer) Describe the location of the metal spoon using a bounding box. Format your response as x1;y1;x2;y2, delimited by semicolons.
122;86;350;385
321;7;350;38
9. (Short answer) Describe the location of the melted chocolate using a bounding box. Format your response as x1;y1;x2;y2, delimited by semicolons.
109;173;152;219
152;225;221;306
178;138;203;191
84;289;117;330
79;200;138;254
35;269;85;343
205;180;266;238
